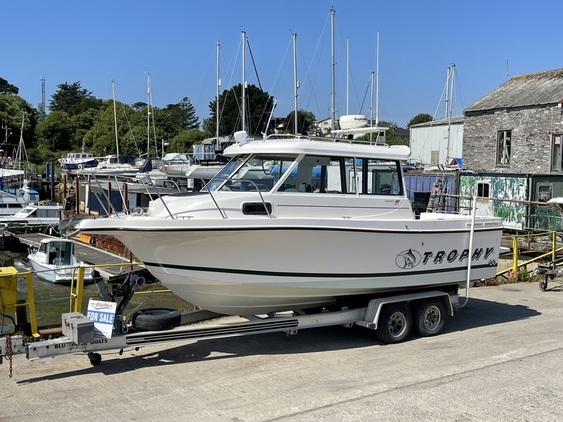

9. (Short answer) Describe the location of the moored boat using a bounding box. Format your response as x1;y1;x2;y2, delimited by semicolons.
27;238;95;283
59;152;98;171
78;131;504;315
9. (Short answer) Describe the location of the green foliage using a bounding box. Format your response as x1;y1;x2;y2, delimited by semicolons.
164;97;199;131
407;113;433;128
169;128;209;153
204;83;273;137
0;94;38;156
279;110;317;135
0;77;19;95
0;75;318;165
36;110;75;151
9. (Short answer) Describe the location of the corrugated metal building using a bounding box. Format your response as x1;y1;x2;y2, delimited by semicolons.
409;116;464;167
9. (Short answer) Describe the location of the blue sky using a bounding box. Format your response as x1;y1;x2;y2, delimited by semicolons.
3;0;563;128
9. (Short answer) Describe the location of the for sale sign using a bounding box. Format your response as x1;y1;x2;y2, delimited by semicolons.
87;299;117;338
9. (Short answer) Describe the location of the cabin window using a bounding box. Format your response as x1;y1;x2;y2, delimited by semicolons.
551;134;563;172
477;182;490;198
496;130;511;166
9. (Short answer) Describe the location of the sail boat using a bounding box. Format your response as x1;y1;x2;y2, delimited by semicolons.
77;81;138;177
325;8;387;141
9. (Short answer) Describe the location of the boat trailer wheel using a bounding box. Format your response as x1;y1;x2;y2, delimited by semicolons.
376;303;412;344
414;299;446;337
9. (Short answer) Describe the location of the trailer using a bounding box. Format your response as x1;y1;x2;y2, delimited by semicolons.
2;287;459;366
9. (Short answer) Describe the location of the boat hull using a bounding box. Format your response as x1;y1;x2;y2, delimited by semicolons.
81;218;503;315
27;256;95;283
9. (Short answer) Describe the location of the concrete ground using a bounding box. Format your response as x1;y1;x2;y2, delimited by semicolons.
1;281;563;421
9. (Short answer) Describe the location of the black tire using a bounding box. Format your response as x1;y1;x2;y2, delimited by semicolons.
539;280;548;291
88;352;102;365
414;299;446;337
132;308;182;332
376;303;412;344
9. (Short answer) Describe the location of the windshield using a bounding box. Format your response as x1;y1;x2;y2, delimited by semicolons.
205;154;299;192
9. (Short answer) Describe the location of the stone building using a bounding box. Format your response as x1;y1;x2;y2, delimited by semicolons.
463;68;563;173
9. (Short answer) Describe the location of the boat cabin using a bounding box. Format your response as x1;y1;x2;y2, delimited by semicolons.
37;239;76;266
208;142;405;196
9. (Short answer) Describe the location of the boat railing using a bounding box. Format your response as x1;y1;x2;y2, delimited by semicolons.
84;174;182;218
194;177;272;220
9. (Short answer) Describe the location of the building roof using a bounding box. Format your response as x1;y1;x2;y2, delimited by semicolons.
465;68;563;114
410;116;464;128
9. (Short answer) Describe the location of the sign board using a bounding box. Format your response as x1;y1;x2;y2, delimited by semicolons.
86;299;117;339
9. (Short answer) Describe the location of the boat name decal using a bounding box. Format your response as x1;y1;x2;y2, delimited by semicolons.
54;338;108;350
395;247;496;269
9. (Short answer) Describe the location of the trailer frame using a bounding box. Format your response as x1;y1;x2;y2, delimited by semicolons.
2;289;457;366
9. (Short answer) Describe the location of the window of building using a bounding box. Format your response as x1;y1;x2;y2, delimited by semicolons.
477;182;490;198
497;130;511;165
551;134;563;172
538;185;552;202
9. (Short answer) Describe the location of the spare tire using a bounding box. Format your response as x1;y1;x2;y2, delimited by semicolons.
132;308;181;331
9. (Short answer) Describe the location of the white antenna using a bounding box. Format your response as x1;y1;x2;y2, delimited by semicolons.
506;59;509;80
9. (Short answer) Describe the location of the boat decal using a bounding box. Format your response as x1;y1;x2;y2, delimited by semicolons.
395;247;497;269
82;226;504;235
142;261;496;278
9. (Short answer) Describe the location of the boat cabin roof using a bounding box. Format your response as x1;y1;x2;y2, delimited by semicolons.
222;137;411;161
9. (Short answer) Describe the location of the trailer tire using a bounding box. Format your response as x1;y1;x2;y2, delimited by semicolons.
376;303;412;344
414;299;446;337
132;308;182;332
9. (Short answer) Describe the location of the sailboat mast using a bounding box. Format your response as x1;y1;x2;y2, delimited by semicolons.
446;64;455;164
330;6;336;137
346;38;349;116
216;41;221;152
293;32;298;134
375;31;380;127
370;71;374;143
147;72;151;157
241;30;247;133
112;80;119;158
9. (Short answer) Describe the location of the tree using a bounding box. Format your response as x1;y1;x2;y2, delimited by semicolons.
0;95;38;157
36;110;75;152
0;77;18;95
277;109;317;135
165;97;199;132
49;81;102;115
169;128;209;153
204;83;273;137
407;113;433;128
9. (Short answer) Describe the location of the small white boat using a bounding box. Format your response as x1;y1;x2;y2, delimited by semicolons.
27;238;95;283
0;202;63;232
78;131;504;316
159;153;192;175
0;181;40;216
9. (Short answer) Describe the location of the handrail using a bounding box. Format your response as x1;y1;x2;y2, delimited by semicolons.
197;177;272;220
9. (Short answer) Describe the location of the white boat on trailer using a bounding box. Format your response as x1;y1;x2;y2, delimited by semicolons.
77;130;503;316
1;130;504;363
